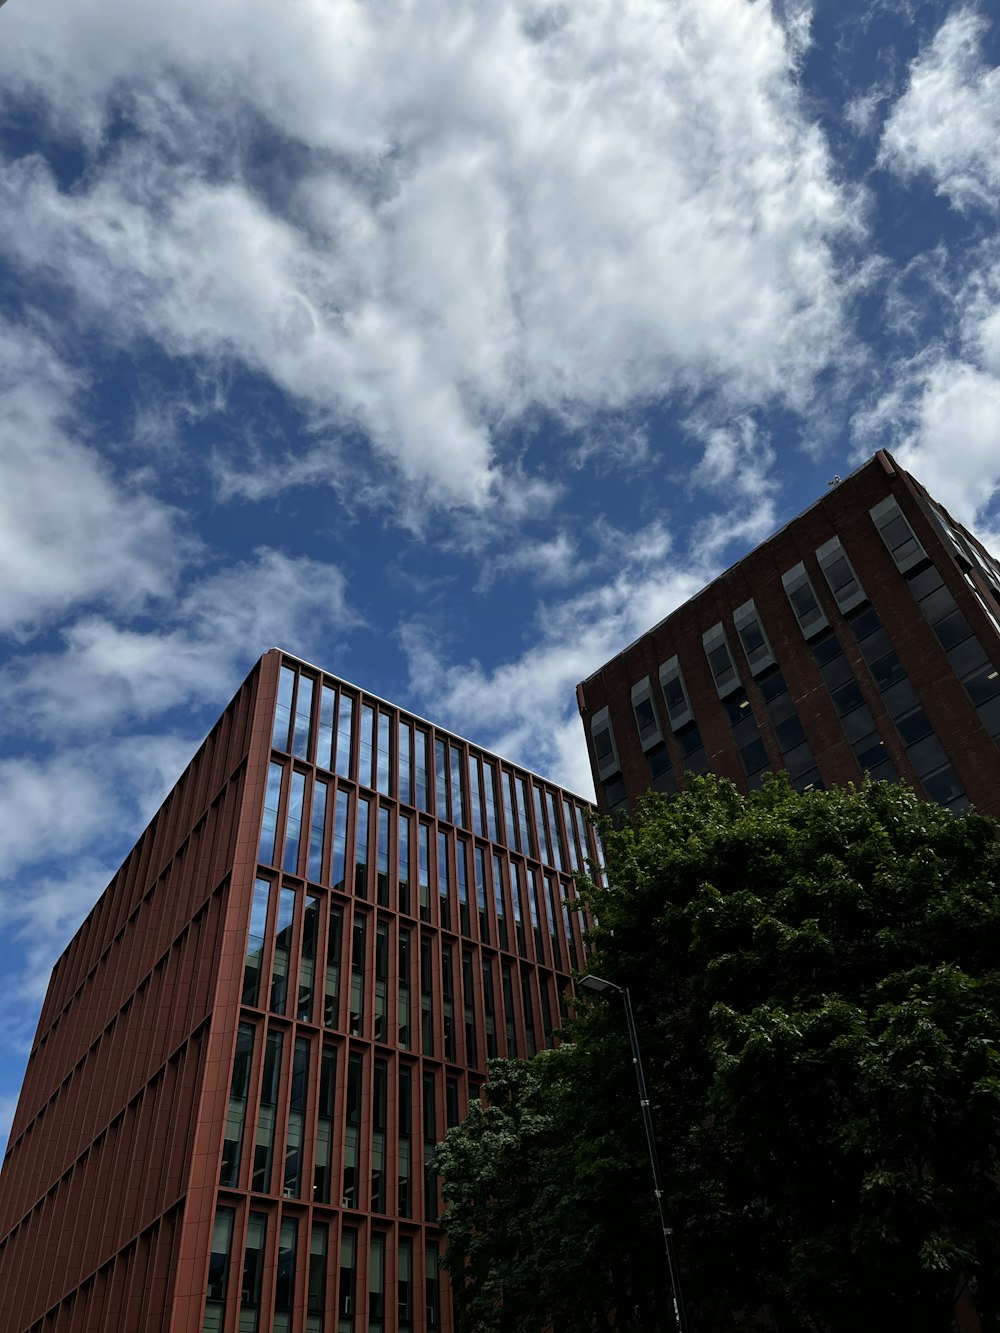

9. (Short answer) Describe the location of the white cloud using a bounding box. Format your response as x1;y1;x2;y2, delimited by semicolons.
0;320;187;636
0;0;867;511
0;548;358;738
402;529;718;794
879;9;1000;212
853;241;1000;541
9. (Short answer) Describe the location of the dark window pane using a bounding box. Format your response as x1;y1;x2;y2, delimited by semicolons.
830;679;865;715
918;583;957;624
965;664;1000;705
811;630;841;665
775;716;806;751
922;765;964;805
740;738;769;775
847;607;880;640
783;742;814;779
934;609;973;651
870;652;905;692
895;708;933;746
880;678;918;718
950;637;991;680
907;565;944;599
593;727;614;762
907;734;948;778
677;725;702;757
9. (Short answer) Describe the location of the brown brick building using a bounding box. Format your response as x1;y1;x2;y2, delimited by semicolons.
0;650;597;1332
578;450;1000;820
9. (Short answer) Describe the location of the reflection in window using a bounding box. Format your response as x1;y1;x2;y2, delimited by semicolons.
343;1053;363;1209
283;1037;309;1198
462;950;478;1067
297;895;319;1022
270;888;296;1015
398;1065;413;1217
335;693;354;780
252;1029;283;1192
360;704;375;789
503;772;518;851
237;1212;266;1333
292;674;313;759
369;1232;386;1333
306;1223;328;1333
259;762;284;866
511;862;526;956
371;1058;388;1213
220;1022;254;1187
501;962;517;1056
376;712;392;796
398;1236;413;1333
435;738;449;819
426;1242;441;1331
307;779;327;882
314;1045;336;1204
415;730;430;812
450;743;466;828
422;1072;438;1220
399;720;413;804
350;913;367;1036
418;823;431;921
324;904;343;1028
492;853;508;950
456;838;470;936
202;1206;235;1333
442;942;456;1062
399;927;412;1048
515;777;535;857
376;807;390;906
243;877;271;1006
521;970;537;1056
421;934;435;1056
484;761;500;842
338;1228;357;1333
283;770;306;874
374;920;389;1042
483;956;498;1059
437;830;452;931
273;666;295;751
474;847;489;941
355;798;370;898
273;1217;298;1333
331;790;349;893
533;786;553;866
318;685;336;770
398;812;411;915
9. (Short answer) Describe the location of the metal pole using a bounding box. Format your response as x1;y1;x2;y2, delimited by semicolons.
621;986;690;1333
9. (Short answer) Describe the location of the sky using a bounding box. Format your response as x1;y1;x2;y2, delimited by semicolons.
2;0;1000;1150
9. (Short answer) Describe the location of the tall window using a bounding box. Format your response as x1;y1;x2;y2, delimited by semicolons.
220;1022;254;1187
252;1030;283;1192
202;1206;235;1333
273;1218;298;1333
283;1037;309;1198
243;878;271;1006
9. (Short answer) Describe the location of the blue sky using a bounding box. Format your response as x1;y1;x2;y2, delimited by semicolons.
2;0;1000;1149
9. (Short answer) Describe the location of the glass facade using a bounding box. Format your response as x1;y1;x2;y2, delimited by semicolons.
202;655;596;1333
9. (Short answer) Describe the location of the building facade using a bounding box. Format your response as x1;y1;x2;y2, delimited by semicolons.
578;450;1000;821
0;649;598;1333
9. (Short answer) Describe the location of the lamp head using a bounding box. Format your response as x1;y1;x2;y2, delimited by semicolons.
579;974;621;995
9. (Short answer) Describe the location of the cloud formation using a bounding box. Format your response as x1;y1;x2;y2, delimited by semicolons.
1;0;866;514
880;8;1000;212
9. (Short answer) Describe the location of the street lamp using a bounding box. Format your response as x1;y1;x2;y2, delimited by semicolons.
579;974;690;1333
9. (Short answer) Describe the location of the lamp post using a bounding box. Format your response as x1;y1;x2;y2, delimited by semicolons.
579;973;690;1333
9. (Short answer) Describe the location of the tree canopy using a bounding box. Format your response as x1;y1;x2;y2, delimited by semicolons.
436;776;1000;1333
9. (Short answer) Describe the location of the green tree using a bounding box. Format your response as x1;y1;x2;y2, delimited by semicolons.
438;776;1000;1333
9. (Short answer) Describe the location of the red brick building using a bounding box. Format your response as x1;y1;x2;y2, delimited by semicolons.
0;649;597;1332
578;451;1000;821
